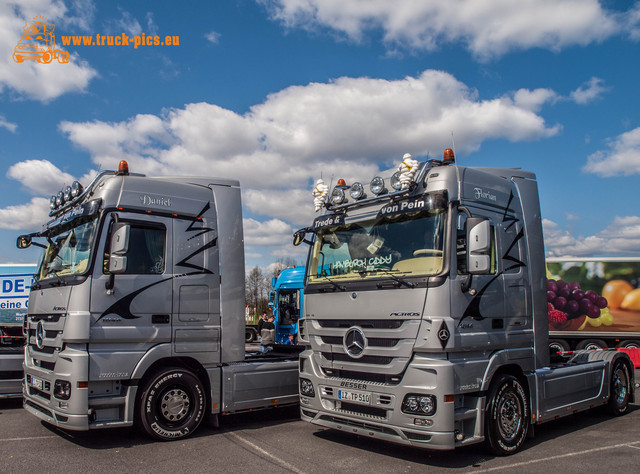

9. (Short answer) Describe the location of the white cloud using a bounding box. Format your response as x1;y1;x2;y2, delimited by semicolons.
205;31;221;44
0;197;51;230
583;127;640;177
7;159;76;195
0;115;18;133
543;217;640;257
260;0;622;60
106;9;142;37
0;0;97;102
243;217;293;246
570;77;608;105
8;69;566;258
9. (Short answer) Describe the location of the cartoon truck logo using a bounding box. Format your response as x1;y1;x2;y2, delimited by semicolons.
13;18;70;64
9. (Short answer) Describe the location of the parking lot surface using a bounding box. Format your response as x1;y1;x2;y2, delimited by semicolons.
1;370;638;474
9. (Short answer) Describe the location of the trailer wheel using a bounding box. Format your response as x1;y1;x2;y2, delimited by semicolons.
607;360;631;416
576;339;607;350
549;339;570;354
245;328;256;343
617;340;640;349
137;367;206;441
485;374;529;456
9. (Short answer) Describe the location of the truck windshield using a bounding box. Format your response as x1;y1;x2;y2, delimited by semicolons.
37;217;98;281
308;208;446;283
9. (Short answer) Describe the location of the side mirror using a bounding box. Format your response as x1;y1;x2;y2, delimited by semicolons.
293;230;306;246
466;217;491;274
17;235;32;249
108;222;130;274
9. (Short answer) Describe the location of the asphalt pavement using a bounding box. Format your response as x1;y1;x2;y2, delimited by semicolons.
1;369;638;474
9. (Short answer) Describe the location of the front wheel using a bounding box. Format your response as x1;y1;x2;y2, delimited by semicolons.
485;374;529;456
607;360;631;416
137;367;206;440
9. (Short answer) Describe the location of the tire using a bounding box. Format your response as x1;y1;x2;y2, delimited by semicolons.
576;339;607;351
607;360;631;416
137;367;206;441
549;339;570;354
245;328;256;343
38;51;53;64
485;374;529;456
617;340;640;349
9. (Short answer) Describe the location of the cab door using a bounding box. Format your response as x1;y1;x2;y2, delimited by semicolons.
89;213;173;380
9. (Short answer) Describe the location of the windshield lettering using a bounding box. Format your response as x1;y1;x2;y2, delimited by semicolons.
308;206;446;284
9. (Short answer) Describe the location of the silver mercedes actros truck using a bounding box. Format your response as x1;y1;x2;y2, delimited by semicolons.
294;150;634;455
17;161;300;440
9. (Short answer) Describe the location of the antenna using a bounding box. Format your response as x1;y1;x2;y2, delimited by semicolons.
451;131;456;156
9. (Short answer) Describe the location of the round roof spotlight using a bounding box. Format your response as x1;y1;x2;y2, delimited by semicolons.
49;195;57;210
71;180;83;198
56;191;65;207
390;172;403;191
63;185;72;202
330;187;346;205
369;176;386;195
349;182;366;200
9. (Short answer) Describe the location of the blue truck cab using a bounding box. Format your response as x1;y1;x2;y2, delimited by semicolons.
269;267;305;344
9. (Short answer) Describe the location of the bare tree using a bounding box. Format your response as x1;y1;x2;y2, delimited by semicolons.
245;266;269;315
269;256;299;281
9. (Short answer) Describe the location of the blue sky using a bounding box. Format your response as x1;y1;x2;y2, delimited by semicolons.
1;0;640;271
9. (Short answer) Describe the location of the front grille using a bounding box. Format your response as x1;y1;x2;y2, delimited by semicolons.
340;402;387;418
321;336;399;347
322;352;393;365
325;369;401;384
25;400;53;418
318;414;396;435
30;345;56;355
35;360;55;370
318;320;403;329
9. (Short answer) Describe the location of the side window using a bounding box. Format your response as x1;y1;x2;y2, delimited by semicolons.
105;222;166;275
457;212;497;274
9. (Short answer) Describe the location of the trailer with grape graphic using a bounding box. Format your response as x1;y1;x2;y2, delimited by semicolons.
547;257;640;352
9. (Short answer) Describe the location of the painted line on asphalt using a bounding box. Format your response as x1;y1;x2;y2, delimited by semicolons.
226;431;305;474
0;435;58;442
474;441;640;472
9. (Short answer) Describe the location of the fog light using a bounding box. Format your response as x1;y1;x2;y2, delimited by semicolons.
390;172;402;190
369;176;386;195
402;393;436;416
300;378;315;397
63;185;72;202
54;380;71;400
349;182;366;200
330;187;346;205
71;180;83;198
49;195;57;210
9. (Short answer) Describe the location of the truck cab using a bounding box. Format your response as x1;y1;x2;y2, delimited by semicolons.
18;162;300;440
296;151;633;454
270;267;305;343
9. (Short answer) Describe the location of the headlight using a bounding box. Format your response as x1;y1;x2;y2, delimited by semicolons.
330;187;346;205
369;176;386;195
300;378;315;397
402;393;436;416
390;172;402;190
349;182;366;200
54;380;71;400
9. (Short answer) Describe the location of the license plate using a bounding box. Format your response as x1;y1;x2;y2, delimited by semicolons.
30;376;43;391
338;389;371;405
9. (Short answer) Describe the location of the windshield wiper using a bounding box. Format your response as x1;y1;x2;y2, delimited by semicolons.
317;275;346;291
373;268;415;288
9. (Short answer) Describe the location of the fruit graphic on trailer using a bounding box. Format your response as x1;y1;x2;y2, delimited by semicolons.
602;280;634;309
620;288;640;311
